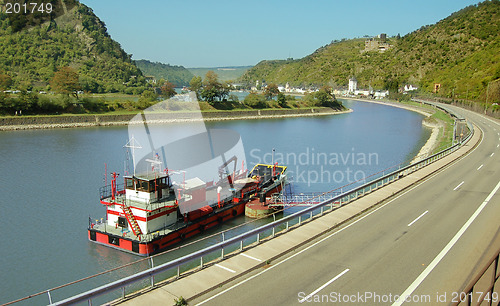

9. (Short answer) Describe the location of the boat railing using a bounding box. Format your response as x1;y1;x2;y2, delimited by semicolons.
99;183;125;200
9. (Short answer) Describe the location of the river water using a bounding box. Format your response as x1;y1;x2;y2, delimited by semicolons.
0;99;429;304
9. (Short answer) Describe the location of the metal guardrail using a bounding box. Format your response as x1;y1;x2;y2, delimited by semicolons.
452;245;500;306
269;192;342;206
51;102;474;305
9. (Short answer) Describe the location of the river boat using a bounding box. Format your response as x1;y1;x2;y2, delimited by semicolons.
88;148;287;256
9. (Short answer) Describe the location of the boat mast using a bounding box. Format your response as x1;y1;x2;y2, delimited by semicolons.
124;136;142;176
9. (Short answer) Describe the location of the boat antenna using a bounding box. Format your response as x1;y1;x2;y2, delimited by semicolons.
124;135;142;176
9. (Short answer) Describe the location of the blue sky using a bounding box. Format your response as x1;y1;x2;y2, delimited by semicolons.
80;0;482;68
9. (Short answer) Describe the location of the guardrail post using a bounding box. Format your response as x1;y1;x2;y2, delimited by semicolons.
272;226;275;237
257;233;260;243
286;221;289;231
200;257;203;269
177;265;180;278
240;240;243;251
320;206;323;216
221;247;224;259
310;211;313;220
150;257;155;287
121;286;125;299
298;216;301;225
47;290;53;304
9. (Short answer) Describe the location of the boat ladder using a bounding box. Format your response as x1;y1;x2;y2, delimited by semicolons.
122;205;143;236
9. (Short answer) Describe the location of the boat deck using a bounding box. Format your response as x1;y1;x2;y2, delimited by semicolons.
91;219;182;243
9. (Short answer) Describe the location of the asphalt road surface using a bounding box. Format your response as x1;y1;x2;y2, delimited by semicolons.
192;103;500;306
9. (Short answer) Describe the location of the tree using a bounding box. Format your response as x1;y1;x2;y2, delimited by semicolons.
201;71;222;103
315;86;335;106
137;90;157;109
244;93;268;109
220;81;233;101
50;66;82;98
264;83;279;100
383;75;400;93
160;81;176;99
277;92;287;107
189;75;202;100
0;72;12;90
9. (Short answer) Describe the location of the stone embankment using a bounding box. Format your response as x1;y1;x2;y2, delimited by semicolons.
0;107;351;131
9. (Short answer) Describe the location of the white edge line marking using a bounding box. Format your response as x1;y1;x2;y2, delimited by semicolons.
453;181;465;191
408;210;429;227
298;268;350;303
195;128;484;306
215;264;236;273
490;152;495;157
392;180;500;306
240;253;261;262
477;164;483;170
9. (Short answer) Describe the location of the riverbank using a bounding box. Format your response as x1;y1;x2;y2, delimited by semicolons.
0;107;351;131
348;98;443;163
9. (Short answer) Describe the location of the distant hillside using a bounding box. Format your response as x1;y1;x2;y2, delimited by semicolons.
0;1;146;93
241;0;500;101
189;66;252;82
135;60;194;87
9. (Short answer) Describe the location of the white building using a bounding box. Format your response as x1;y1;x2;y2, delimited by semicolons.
348;77;357;93
404;85;418;92
374;90;390;99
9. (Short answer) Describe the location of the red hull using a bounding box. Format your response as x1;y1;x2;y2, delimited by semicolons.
88;201;246;256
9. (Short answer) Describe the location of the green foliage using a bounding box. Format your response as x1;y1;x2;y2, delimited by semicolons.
160;81;176;99
264;83;279;100
137;90;157;110
199;71;230;104
0;2;145;94
135;60;194;87
244;93;268;109
189;75;202;100
50;66;81;97
0;71;12;90
174;296;187;306
301;86;343;108
277;92;287;107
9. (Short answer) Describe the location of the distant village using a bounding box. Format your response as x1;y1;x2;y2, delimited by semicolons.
243;74;418;100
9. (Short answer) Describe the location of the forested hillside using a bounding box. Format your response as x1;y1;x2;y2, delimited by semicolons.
241;0;500;102
135;60;194;87
0;1;146;94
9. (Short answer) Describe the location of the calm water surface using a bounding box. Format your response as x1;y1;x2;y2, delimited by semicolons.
0;99;429;304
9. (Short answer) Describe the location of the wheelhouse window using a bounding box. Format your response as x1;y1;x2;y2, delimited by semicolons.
125;178;134;189
138;180;149;192
125;176;170;192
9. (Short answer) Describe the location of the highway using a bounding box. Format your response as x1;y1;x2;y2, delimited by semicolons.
191;103;500;305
